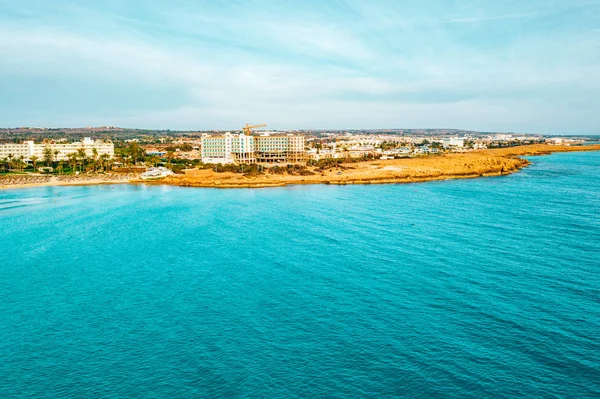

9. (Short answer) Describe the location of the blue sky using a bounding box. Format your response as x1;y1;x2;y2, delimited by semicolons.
1;0;599;133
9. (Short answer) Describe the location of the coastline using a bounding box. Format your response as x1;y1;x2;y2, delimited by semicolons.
151;144;600;189
2;144;600;190
0;174;137;190
0;179;132;190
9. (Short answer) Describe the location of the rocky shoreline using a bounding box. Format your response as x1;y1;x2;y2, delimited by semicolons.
154;146;537;188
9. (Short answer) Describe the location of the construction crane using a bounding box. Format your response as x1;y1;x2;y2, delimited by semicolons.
242;123;267;135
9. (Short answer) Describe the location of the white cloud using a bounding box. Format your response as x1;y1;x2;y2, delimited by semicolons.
0;26;215;84
0;0;599;133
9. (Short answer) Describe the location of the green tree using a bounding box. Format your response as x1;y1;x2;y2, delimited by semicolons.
67;152;78;174
43;146;54;166
91;148;99;172
129;142;141;165
146;155;160;167
77;148;87;172
99;153;111;172
166;151;175;167
7;154;14;171
30;155;39;171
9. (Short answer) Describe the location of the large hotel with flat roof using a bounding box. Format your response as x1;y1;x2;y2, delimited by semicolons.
201;133;305;164
0;138;114;161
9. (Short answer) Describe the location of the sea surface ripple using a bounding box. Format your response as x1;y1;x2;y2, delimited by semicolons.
1;152;599;398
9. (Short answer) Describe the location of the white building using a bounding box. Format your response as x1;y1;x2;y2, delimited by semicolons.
201;133;305;164
306;148;342;161
0;138;114;162
201;132;252;164
140;167;174;180
0;142;30;160
442;137;465;149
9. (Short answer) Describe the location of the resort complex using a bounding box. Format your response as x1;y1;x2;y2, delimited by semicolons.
0;137;114;162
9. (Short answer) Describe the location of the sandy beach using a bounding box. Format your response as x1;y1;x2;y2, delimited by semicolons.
2;144;599;190
0;173;137;189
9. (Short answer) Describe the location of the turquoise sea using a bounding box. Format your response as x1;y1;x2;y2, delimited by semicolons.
1;152;599;398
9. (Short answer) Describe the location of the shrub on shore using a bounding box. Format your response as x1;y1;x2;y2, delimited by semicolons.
211;163;316;176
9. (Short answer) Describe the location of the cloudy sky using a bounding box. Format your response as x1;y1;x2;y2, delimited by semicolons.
1;0;599;133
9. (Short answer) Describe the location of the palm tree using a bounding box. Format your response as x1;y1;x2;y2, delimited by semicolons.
18;155;25;172
67;152;77;174
91;148;98;172
96;155;103;173
53;150;60;166
146;155;159;168
99;153;110;172
129;142;141;165
30;155;39;171
43;146;54;166
77;148;87;173
166;151;175;168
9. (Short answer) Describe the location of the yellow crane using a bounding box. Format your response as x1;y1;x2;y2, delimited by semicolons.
242;123;267;135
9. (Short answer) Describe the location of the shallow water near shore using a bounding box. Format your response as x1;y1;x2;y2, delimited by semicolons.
1;151;599;398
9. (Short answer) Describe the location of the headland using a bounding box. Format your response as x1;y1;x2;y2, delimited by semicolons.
147;144;600;189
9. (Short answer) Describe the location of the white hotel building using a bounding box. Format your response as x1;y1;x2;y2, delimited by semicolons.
0;138;114;161
201;133;305;164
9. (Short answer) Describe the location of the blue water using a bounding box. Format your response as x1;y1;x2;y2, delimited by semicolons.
1;152;599;398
